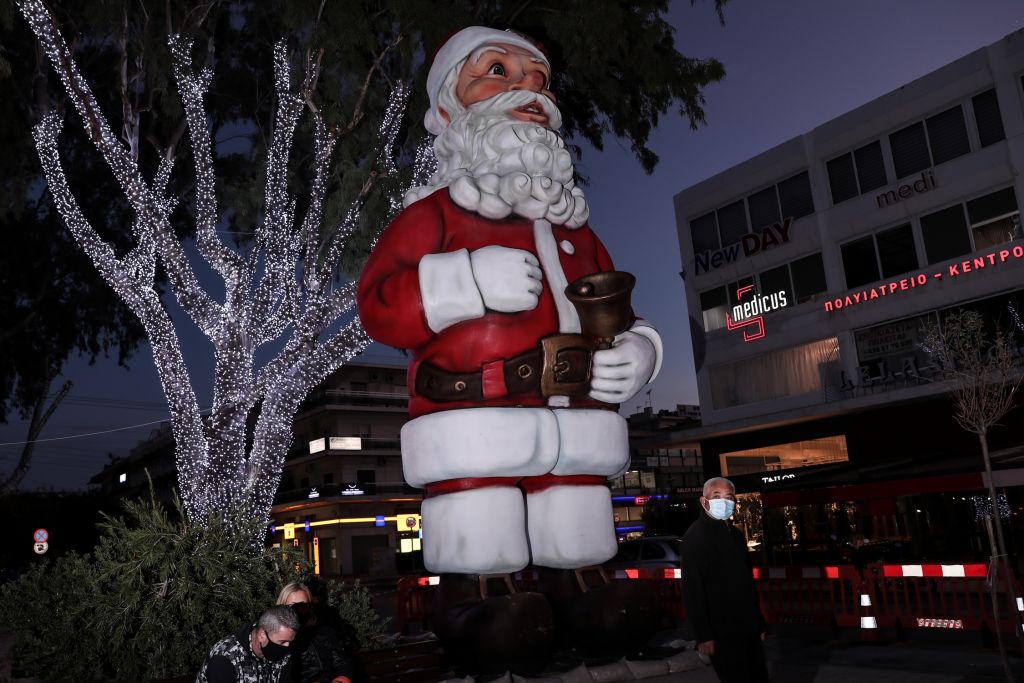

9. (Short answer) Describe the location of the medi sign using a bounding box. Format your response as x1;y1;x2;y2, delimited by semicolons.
695;218;793;274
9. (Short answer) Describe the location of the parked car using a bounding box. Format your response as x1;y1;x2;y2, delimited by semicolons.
606;535;683;569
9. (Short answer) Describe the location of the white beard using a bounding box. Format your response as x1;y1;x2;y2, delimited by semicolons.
404;90;590;229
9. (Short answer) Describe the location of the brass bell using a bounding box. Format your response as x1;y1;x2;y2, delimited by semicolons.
565;271;636;344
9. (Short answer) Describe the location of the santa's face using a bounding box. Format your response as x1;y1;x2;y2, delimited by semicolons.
448;43;555;128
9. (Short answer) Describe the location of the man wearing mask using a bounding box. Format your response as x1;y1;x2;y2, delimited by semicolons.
680;477;770;682
197;605;299;683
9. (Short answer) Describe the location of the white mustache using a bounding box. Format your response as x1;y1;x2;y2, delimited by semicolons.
468;89;562;129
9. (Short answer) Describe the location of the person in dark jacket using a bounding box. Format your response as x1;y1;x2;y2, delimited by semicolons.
278;581;358;683
196;605;298;683
680;477;769;682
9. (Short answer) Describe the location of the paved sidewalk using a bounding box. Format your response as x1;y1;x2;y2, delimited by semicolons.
765;636;1024;682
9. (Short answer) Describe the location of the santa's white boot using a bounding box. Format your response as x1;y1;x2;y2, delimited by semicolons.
526;477;661;660
423;481;554;675
421;484;529;574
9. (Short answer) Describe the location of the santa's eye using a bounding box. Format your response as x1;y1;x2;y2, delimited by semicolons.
488;63;506;76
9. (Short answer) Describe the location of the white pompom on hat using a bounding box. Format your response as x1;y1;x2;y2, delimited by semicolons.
424;26;549;135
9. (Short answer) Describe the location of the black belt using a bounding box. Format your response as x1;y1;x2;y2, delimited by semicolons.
416;334;595;402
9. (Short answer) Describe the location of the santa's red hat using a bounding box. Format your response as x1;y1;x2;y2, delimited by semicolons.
424;26;549;135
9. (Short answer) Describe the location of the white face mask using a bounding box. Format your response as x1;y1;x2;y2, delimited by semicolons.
705;498;736;520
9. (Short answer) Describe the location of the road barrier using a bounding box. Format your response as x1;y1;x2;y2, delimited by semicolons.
394;563;1023;639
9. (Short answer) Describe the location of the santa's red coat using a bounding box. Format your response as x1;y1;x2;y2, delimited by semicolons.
357;189;617;418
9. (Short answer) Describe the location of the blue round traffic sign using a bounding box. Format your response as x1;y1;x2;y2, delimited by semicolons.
34;528;48;543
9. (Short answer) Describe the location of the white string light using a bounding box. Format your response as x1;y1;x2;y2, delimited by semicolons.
972;492;1011;521
17;0;408;543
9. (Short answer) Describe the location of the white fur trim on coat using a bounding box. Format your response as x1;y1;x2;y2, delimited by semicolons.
400;406;628;485
418;249;485;333
533;219;581;335
401;407;559;487
527;485;618;569
422;486;529;573
630;319;664;382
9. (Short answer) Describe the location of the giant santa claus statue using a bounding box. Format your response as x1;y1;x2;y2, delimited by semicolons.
357;27;663;671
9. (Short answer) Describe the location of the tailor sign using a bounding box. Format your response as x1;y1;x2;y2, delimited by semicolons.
695;218;793;274
824;243;1024;313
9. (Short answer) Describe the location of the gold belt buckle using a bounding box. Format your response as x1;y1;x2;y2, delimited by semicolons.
540;334;594;398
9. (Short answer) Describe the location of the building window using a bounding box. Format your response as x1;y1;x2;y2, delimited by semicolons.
925;105;970;166
854;141;887;194
758;264;792;302
875;223;918;278
966;187;1021;251
826;154;858;204
300;477;310;488
727;276;756;309
719;435;849;477
790;253;827;303
690;212;719;254
828;142;888;206
709;337;841;408
717;200;749;247
700;286;728;332
972;89;1005;148
841;236;880;289
747;186;780;231
920;204;972;264
777;171;815;218
324;472;334;485
889;121;931;179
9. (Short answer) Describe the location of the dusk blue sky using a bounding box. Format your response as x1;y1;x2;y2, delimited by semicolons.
2;0;1022;491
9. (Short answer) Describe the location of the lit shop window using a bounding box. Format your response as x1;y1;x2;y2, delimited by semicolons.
709;337;841;409
719;435;849;477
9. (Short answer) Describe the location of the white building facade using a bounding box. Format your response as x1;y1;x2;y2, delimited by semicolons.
672;30;1024;564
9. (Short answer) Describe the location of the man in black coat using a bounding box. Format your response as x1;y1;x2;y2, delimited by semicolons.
680;477;769;682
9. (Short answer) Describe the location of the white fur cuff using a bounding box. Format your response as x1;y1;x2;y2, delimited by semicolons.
550;409;629;477
630;319;664;382
418;249;485;333
401;407;559;487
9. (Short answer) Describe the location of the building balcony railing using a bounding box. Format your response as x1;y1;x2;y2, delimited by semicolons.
273;482;422;505
299;388;409;411
285;436;402;461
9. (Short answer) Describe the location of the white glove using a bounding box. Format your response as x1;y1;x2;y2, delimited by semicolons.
470;246;543;313
589;330;657;404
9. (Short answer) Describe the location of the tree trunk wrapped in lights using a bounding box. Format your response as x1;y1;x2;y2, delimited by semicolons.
17;0;415;538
